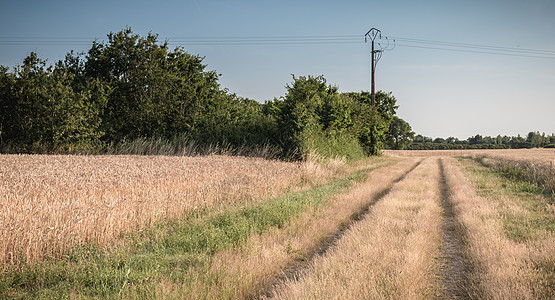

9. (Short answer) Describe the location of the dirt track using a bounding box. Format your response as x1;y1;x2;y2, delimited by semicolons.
265;156;553;299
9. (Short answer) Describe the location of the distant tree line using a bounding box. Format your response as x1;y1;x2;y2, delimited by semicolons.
0;28;408;159
408;132;555;150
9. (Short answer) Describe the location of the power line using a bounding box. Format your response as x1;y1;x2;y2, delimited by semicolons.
391;36;555;55
1;34;554;59
395;43;555;60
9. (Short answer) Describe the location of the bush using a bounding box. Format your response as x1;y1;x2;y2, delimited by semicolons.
299;125;366;161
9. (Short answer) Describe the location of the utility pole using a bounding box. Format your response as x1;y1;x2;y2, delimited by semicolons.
364;28;395;156
365;28;394;108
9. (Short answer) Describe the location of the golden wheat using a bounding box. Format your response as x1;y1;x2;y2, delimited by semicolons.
0;154;311;271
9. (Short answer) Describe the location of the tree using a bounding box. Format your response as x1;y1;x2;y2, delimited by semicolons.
468;134;484;145
446;137;457;144
276;75;333;155
527;131;543;148
433;137;446;144
386;116;414;149
413;134;432;144
344;91;398;155
0;66;16;146
190;94;277;147
274;75;390;159
495;135;503;145
0;28;415;157
85;27;221;141
0;52;108;152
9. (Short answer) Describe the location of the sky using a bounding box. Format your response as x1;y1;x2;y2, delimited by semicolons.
1;0;554;139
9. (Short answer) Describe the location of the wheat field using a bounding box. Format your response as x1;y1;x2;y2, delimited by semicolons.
0;154;310;271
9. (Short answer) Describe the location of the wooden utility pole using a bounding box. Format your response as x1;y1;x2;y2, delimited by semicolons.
365;28;393;108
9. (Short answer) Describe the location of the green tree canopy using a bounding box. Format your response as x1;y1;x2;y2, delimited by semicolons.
85;27;222;141
386;116;415;150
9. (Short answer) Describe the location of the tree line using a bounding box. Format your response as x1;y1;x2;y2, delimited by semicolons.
409;132;555;150
0;28;409;159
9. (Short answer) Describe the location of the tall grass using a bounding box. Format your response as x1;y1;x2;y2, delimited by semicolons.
171;156;403;299
1;134;283;159
107;135;282;159
385;148;555;196
384;148;555;162
0;156;389;298
470;154;555;197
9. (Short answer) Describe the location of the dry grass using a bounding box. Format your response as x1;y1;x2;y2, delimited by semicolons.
0;154;322;271
468;150;555;195
443;157;554;299
133;156;408;299
267;157;444;299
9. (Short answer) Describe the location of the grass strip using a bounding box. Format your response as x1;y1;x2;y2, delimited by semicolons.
458;157;554;242
0;161;386;299
468;155;554;199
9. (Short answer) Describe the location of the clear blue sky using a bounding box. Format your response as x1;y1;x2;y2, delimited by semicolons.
1;0;554;139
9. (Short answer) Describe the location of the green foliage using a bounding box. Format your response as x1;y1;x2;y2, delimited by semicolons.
272;75;399;158
343;91;398;155
0;28;248;153
85;27;222;141
275;75;330;152
0;28;403;158
386;116;415;150
189;94;277;148
0;52;108;152
409;132;555;150
299;124;365;161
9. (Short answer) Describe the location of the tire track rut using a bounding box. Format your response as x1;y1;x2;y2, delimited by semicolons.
438;158;481;299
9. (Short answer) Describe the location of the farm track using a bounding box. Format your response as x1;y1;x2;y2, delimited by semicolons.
259;158;424;298
313;158;424;257
265;157;502;299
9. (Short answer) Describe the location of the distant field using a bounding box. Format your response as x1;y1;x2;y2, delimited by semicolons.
385;148;555;195
384;148;555;162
